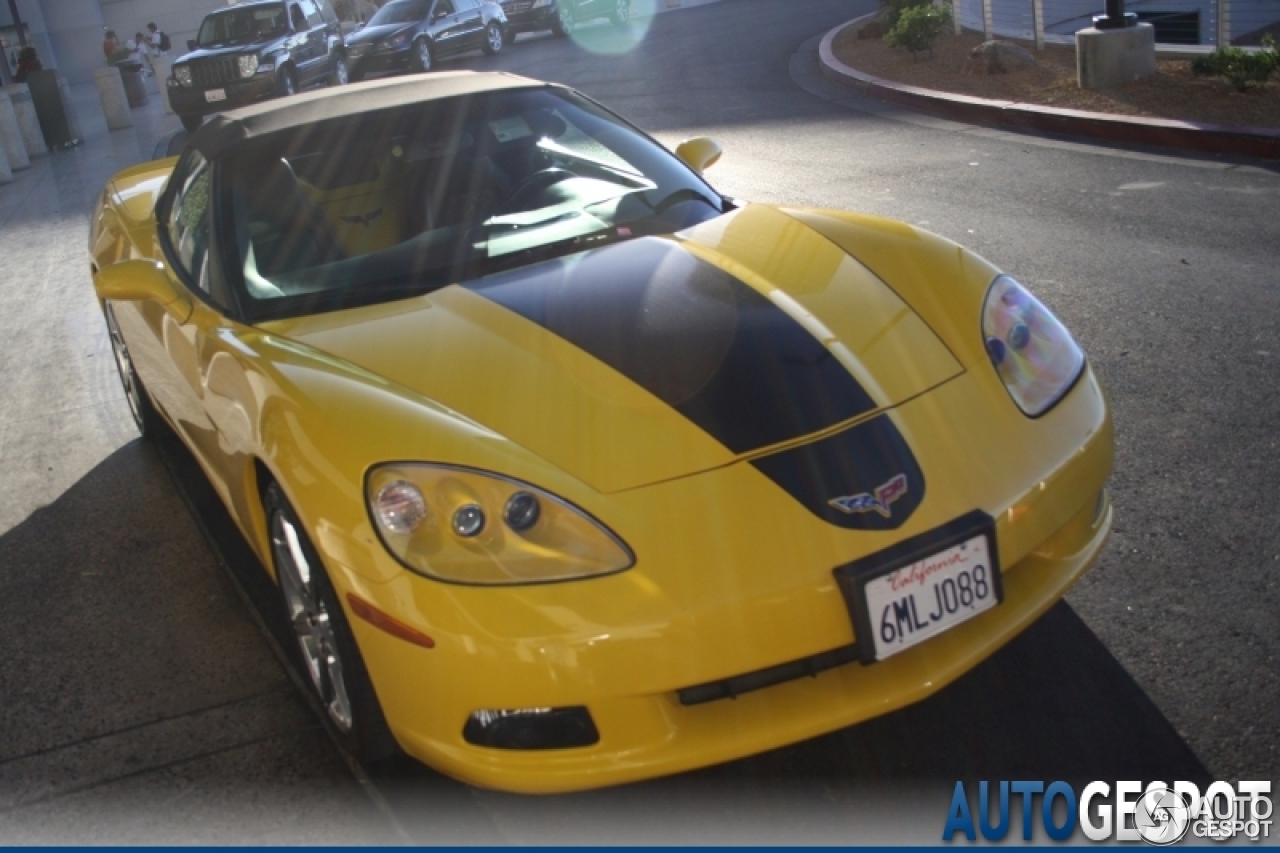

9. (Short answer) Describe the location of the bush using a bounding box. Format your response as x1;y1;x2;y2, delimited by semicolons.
883;0;933;30
1191;35;1278;92
885;4;952;60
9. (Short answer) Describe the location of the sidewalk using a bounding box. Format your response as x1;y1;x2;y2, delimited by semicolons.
0;75;399;844
817;16;1280;161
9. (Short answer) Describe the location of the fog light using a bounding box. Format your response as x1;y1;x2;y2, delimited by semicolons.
463;707;599;750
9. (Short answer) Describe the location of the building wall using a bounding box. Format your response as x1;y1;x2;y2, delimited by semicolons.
100;0;213;63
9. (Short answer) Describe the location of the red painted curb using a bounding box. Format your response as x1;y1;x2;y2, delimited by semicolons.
817;20;1280;160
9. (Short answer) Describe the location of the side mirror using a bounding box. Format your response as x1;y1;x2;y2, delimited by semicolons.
95;260;191;319
187;39;197;51
675;137;722;175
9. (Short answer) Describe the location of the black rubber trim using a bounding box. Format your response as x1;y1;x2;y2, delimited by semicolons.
677;642;861;706
467;237;877;454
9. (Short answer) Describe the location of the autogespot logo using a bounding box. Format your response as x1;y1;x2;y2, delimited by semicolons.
942;780;1272;844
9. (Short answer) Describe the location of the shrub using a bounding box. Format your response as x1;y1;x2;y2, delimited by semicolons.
1191;36;1278;92
885;4;952;60
883;0;933;30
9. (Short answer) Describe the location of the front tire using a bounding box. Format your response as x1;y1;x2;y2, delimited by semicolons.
413;38;433;73
179;113;202;133
104;302;163;440
265;482;399;763
277;65;297;97
483;21;505;55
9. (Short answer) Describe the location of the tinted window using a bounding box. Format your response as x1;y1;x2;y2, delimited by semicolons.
197;4;288;45
220;88;724;321
298;0;325;27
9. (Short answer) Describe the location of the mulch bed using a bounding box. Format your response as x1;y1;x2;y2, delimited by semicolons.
830;26;1280;130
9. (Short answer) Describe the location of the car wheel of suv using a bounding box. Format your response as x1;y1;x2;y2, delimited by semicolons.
553;3;574;35
414;38;433;72
329;54;349;86
277;66;297;97
179;113;202;134
483;21;505;55
610;0;629;25
265;481;400;764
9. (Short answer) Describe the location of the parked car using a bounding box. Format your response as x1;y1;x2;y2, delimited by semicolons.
90;71;1112;793
169;0;349;134
499;0;628;37
345;0;508;79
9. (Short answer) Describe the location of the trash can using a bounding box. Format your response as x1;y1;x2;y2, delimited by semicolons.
114;60;149;108
25;69;82;150
1;84;48;158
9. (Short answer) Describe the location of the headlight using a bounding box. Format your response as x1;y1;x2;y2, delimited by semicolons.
982;275;1085;416
238;54;259;77
367;464;634;585
174;65;192;87
387;32;409;49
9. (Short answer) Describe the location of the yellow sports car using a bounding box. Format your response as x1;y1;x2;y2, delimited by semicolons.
89;71;1112;793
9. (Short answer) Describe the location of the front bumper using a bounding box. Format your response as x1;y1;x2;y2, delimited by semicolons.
347;44;412;75
168;74;278;118
504;5;558;31
333;366;1113;793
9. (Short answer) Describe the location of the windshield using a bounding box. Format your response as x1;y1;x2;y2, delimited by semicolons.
197;3;288;46
222;88;726;321
367;0;431;26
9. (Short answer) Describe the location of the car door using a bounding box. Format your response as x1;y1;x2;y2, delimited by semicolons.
427;0;466;57
126;151;264;538
452;0;485;50
292;0;328;85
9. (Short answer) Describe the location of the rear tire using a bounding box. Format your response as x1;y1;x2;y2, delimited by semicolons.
179;113;202;133
103;302;163;440
277;66;297;97
329;54;349;86
483;21;505;55
413;38;433;72
609;0;629;25
265;481;400;764
552;3;574;35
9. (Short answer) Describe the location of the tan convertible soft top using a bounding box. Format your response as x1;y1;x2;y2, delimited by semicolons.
190;70;548;159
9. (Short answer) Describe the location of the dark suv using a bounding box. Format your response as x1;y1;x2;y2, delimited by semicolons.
499;0;628;37
169;0;348;133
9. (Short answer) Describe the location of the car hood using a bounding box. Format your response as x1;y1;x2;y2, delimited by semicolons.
180;36;284;60
346;23;413;45
261;204;963;494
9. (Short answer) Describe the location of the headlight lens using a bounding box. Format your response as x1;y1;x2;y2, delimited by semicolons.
238;54;259;77
174;65;192;87
982;275;1085;416
387;32;409;49
367;464;634;585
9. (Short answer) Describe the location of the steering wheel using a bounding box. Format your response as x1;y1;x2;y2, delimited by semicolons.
506;168;576;212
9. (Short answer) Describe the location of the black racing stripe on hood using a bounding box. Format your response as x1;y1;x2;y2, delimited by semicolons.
466;237;876;454
750;414;924;530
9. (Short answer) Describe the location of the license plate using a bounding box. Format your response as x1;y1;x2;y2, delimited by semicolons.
834;511;1002;664
205;88;227;103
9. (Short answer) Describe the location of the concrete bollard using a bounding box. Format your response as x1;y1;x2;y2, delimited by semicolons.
153;55;175;115
1;84;47;158
93;67;134;130
0;136;12;184
0;90;31;170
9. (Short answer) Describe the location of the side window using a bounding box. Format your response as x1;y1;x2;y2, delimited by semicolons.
454;0;477;10
289;3;307;30
435;0;455;16
164;153;214;297
298;0;324;27
317;0;338;24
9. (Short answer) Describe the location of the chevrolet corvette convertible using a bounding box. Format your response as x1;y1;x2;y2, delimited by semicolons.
89;72;1112;793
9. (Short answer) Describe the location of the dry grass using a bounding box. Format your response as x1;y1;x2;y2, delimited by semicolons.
831;26;1280;130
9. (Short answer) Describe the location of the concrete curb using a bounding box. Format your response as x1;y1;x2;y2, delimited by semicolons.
817;16;1280;161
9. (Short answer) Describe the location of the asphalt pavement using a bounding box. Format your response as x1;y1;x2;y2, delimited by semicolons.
1;0;1276;842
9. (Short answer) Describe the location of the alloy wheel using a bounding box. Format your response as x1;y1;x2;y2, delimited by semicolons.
487;23;504;53
272;510;354;732
557;5;575;34
416;39;432;72
613;0;629;24
104;303;145;432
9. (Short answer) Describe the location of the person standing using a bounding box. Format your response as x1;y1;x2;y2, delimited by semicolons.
14;46;41;82
146;23;168;56
103;30;120;63
131;31;153;75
